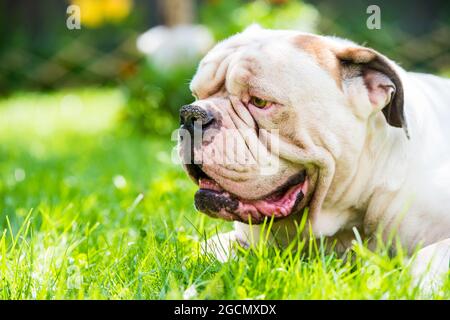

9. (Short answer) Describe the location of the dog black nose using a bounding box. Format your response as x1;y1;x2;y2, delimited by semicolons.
180;104;214;129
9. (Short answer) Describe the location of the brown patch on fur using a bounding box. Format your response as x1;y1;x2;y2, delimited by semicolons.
335;46;406;131
335;47;377;64
292;36;407;132
278;110;290;123
292;35;343;89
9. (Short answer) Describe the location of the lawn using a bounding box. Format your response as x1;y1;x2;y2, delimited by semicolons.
0;88;448;300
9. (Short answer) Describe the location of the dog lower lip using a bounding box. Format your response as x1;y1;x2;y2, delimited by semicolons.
194;189;239;216
193;170;308;223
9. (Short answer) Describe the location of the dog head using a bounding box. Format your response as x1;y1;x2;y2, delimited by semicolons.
178;26;406;224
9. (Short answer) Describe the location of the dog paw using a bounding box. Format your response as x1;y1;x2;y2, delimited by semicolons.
201;231;247;263
409;240;450;295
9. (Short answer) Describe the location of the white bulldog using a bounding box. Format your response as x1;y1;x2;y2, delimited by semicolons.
178;26;450;291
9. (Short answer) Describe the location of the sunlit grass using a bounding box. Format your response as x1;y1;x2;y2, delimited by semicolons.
0;88;448;299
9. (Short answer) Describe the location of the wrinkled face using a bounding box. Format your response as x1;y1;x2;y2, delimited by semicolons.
178;28;402;224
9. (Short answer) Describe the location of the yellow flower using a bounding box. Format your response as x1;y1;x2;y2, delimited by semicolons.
70;0;133;28
104;0;132;22
71;0;103;28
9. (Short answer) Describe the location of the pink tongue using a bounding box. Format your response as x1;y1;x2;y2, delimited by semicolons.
237;180;308;218
199;178;308;220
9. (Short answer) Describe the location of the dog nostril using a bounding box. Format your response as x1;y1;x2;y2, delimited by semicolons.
179;104;214;129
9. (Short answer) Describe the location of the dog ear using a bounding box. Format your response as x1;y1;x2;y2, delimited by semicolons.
336;47;408;137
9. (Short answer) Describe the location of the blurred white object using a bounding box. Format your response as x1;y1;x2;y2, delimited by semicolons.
183;284;198;300
136;24;214;69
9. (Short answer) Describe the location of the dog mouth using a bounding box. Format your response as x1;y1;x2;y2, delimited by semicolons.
186;164;309;223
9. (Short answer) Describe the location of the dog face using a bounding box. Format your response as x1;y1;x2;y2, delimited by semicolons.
179;27;406;224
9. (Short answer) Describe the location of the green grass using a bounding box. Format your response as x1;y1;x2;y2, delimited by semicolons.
0;88;448;300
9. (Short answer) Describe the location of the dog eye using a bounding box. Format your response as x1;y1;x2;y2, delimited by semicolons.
249;96;268;108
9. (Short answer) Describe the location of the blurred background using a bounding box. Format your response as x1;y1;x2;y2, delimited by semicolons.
1;0;449;135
